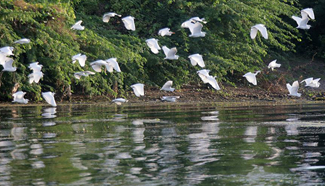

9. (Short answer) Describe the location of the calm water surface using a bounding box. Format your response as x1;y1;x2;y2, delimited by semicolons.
1;102;325;185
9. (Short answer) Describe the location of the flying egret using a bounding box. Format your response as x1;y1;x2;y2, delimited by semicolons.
0;46;14;56
122;16;135;31
197;69;211;83
287;81;301;97
292;8;315;29
42;92;57;106
162;46;179;60
2;58;17;72
90;60;109;72
146;38;161;54
206;76;221;90
158;28;175;36
188;54;205;68
161;96;180;102
301;77;320;88
130;83;144;97
160;81;175;92
250;24;268;39
28;71;44;84
243;71;261;85
14;38;31;44
112;98;128;105
268;60;281;71
74;71;95;79
71;20;85;30
105;58;121;72
103;12;121;23
28;62;43;73
182;21;206;37
72;54;87;67
12;91;28;104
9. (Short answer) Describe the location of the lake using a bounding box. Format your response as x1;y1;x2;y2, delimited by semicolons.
1;102;325;185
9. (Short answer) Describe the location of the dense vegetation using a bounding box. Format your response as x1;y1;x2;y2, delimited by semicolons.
0;0;323;102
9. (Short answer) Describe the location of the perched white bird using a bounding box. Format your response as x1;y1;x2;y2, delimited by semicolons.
292;8;315;29
188;54;205;68
197;69;211;84
160;81;175;92
2;58;17;72
90;60;109;72
71;20;85;30
112;98;128;105
146;38;161;54
12;91;28;104
28;62;43;73
250;24;268;39
161;96;180;102
72;54;87;67
301;77;321;88
287;81;301;97
28;71;44;84
243;71;261;85
42;92;57;106
130;83;144;97
158;28;175;36
14;38;30;44
182;21;206;37
105;58;121;72
122;16;135;31
268;59;281;71
205;76;221;90
102;12;122;23
162;46;179;60
0;46;14;56
74;71;95;79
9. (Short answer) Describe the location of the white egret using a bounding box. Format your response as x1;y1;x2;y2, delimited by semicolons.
182;21;206;37
72;54;87;67
197;69;211;83
0;46;14;56
2;58;17;72
188;54;205;68
250;24;268;39
161;96;180;102
158;28;175;36
130;83;144;97
160;81;175;92
28;62;43;73
301;77;320;88
145;38;161;54
105;58;121;72
71;20;85;30
268;59;281;71
243;71;261;85
28;71;44;84
292;8;315;29
122;16;135;31
74;71;95;79
206;76;221;90
112;98;128;105
162;46;179;60
103;12;121;23
12;91;28;104
14;38;30;44
286;81;301;97
42;92;57;106
90;60;109;72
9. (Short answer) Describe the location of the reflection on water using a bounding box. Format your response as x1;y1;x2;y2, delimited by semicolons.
0;103;325;185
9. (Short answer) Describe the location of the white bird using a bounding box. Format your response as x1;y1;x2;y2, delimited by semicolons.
197;69;211;83
0;54;13;66
112;98;128;105
130;83;144;97
268;59;281;71
160;81;175;92
182;21;206;37
74;71;95;79
301;77;321;88
287;81;301;97
206;76;221;90
188;54;205;68
122;16;135;31
89;60;109;72
102;12;122;23
146;38;161;54
12;91;28;104
28;71;44;84
28;62;43;73
42;92;57;106
105;58;121;72
189;17;207;24
292;8;315;29
161;96;180;102
2;58;17;72
71;20;85;30
250;24;268;39
0;46;14;56
72;54;87;67
14;38;31;44
162;46;179;60
243;71;261;85
158;28;175;36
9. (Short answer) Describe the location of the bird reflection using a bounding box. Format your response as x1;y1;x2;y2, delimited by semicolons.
42;107;56;118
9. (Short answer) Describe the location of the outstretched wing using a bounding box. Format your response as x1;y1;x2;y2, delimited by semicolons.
106;58;121;72
301;8;315;20
254;24;268;39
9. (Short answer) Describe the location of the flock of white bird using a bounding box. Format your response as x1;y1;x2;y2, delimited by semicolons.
0;7;318;106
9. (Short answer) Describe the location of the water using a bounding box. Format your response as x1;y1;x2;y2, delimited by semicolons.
1;102;325;185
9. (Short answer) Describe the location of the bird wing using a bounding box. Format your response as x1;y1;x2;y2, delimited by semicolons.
133;83;144;96
74;72;82;79
85;71;95;75
167;47;178;58
189;22;203;35
286;83;293;94
244;73;257;85
254;24;268;39
42;92;57;106
90;64;102;72
13;91;26;100
161;81;173;90
301;77;313;85
301;8;315;20
207;76;220;90
106;58;121;72
291;81;299;94
158;28;168;36
291;15;303;26
76;55;87;67
3;58;14;69
162;46;170;57
191;54;205;67
122;16;135;31
146;39;160;54
250;27;258;39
